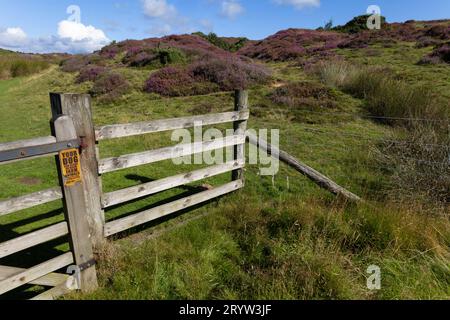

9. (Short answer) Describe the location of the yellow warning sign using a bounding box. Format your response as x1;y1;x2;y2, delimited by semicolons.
59;149;82;186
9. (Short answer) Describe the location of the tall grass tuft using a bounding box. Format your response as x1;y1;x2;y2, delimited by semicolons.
0;56;50;79
314;60;450;211
314;60;448;123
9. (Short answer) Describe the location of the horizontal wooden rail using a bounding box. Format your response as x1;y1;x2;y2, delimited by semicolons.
0;136;56;152
0;252;74;295
102;160;245;208
0;187;63;217
247;133;361;202
0;265;70;287
30;275;78;300
105;180;243;236
95;110;250;141
0;222;69;259
99;135;246;174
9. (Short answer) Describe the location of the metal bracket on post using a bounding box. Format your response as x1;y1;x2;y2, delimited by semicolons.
77;259;97;272
0;139;80;163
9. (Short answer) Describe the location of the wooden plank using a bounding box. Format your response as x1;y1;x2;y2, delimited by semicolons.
50;93;104;247
99;135;246;174
30;275;78;300
105;180;244;237
0;252;74;295
0;187;63;217
54;115;98;292
0;222;69;259
102;160;245;208
0;265;69;287
95;111;250;141
0;136;56;152
232;90;249;182
247;133;361;202
0;153;58;166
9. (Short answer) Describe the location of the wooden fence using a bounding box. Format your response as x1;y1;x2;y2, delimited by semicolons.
0;90;250;299
0;116;97;299
0;89;359;299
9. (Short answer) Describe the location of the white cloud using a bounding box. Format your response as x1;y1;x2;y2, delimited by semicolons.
142;0;176;18
273;0;320;10
221;0;244;19
0;21;110;54
142;0;194;37
57;20;110;52
0;27;28;49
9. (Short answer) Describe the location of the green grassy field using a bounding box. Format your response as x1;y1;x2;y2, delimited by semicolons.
0;38;449;300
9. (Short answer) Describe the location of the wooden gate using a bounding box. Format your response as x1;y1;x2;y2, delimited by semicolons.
0;116;97;299
0;90;249;299
96;90;249;237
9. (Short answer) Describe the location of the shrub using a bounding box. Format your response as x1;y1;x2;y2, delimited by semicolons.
239;29;345;61
190;57;271;91
76;65;107;83
415;36;441;48
90;72;130;101
144;67;196;96
144;58;271;97
333;15;387;34
123;50;157;67
270;82;339;111
419;42;450;65
123;47;186;67
99;44;120;59
425;25;449;39
432;42;450;63
192;32;249;52
61;54;105;72
154;47;187;65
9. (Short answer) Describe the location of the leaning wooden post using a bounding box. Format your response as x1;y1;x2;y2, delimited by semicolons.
50;93;104;248
54;115;98;292
232;90;249;182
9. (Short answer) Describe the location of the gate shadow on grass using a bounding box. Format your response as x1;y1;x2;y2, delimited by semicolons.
0;208;70;300
105;177;223;240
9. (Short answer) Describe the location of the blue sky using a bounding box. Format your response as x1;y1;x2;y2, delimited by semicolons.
0;0;449;53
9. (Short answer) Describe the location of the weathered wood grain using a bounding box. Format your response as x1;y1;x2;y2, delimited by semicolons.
30;275;78;300
51;93;104;247
0;136;56;152
95;111;250;141
54;115;98;292
102;160;245;208
0;222;69;259
0;265;70;287
232;90;249;182
105;180;244;236
99;135;246;174
0;252;74;295
0;187;63;217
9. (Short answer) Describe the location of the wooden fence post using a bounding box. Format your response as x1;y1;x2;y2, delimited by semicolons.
232;90;249;182
50;93;104;248
54;115;98;292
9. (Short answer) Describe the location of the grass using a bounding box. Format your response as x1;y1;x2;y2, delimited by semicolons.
0;56;50;80
0;38;449;299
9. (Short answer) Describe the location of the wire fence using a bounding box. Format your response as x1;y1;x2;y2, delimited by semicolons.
277;112;450;205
